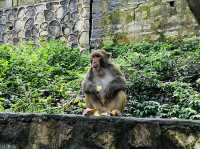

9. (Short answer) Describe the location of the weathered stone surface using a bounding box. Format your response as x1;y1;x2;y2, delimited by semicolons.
0;0;90;47
48;20;61;38
55;6;64;19
91;0;200;48
25;6;36;18
165;130;197;149
94;132;115;149
129;123;160;148
44;10;55;21
17;7;25;19
35;12;45;25
0;113;199;149
46;1;60;11
62;26;71;36
24;18;34;30
35;4;46;13
194;138;200;149
0;0;199;48
15;19;25;32
79;31;89;47
40;22;48;31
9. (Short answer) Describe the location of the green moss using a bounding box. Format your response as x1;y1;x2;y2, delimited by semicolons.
152;0;162;6
0;1;5;8
108;10;120;24
126;13;133;23
113;32;130;44
139;4;150;12
101;15;112;26
104;9;134;25
101;32;130;47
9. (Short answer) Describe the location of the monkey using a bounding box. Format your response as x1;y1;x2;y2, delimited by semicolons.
82;49;127;116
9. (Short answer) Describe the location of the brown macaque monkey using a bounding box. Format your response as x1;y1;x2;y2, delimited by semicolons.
82;49;127;116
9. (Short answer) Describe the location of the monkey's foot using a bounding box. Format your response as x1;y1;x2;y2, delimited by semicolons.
82;108;96;116
82;108;101;116
110;110;122;116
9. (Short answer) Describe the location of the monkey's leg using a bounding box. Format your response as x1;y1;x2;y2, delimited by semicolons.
85;94;104;109
84;94;106;116
105;91;127;116
85;94;95;109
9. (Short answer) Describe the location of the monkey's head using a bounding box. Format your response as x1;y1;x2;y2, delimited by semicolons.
91;49;111;71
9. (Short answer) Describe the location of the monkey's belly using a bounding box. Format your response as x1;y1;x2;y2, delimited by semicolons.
98;88;107;104
94;85;106;105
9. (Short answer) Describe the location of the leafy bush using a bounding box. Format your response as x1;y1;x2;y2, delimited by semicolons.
110;37;200;119
0;37;200;119
0;40;89;114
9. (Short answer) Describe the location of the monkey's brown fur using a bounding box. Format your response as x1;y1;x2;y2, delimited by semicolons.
82;49;127;116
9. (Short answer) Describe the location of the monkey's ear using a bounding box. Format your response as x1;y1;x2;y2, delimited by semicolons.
106;52;112;59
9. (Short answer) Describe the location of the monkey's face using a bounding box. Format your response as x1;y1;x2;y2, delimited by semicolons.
91;53;102;71
91;50;111;71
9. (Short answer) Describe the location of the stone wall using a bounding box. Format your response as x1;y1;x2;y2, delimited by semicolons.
0;0;200;48
0;0;66;8
91;0;200;48
0;0;12;8
12;0;54;7
0;0;90;48
0;113;200;149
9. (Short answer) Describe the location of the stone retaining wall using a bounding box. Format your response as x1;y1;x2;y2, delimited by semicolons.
0;0;90;48
0;113;200;149
91;0;200;48
0;0;199;48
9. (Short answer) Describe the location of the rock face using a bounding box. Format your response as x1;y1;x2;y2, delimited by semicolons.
0;113;200;149
0;0;90;48
91;0;200;48
0;0;200;48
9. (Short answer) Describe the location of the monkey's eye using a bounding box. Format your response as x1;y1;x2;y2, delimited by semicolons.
93;54;101;58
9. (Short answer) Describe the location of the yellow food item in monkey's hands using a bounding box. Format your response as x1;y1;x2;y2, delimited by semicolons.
96;85;102;92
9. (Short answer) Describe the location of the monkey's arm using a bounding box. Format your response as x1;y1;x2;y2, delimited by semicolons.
82;70;97;94
103;65;126;99
110;65;126;86
83;80;97;94
104;76;126;99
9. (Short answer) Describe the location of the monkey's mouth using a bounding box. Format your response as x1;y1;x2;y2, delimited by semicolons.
92;62;98;68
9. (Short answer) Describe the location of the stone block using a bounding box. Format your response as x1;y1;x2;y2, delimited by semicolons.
129;123;160;148
165;130;198;149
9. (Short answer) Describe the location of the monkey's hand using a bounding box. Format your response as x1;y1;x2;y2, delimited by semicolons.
104;77;126;99
83;81;98;94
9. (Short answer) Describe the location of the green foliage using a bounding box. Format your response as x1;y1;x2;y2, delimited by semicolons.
0;40;89;114
0;37;200;119
111;37;200;119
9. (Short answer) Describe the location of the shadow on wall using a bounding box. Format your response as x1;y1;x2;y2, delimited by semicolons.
187;0;200;24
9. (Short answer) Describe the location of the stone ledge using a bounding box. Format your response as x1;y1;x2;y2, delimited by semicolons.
0;112;199;124
0;113;200;149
